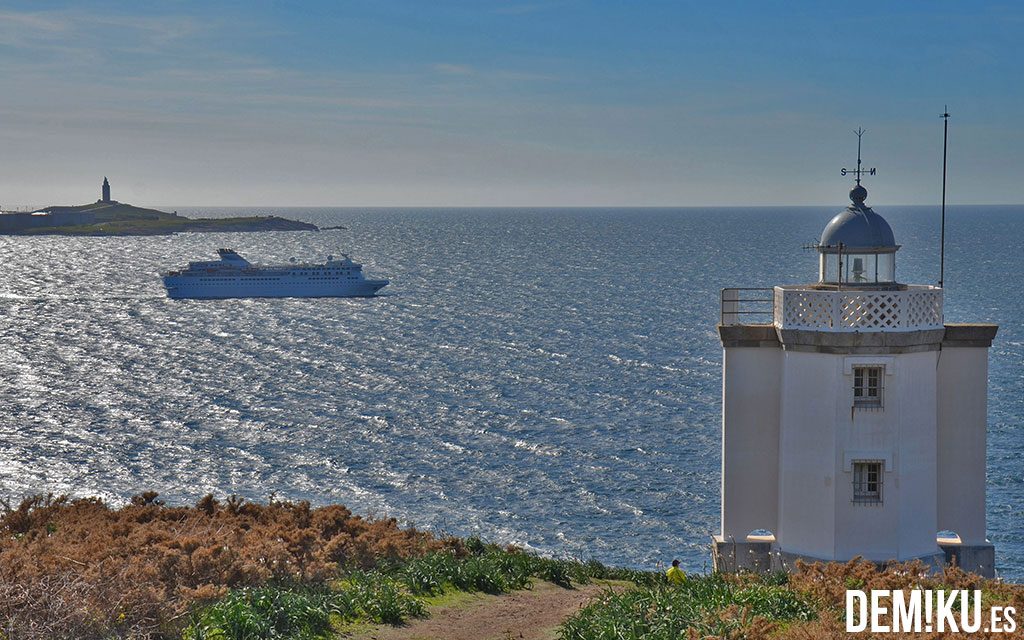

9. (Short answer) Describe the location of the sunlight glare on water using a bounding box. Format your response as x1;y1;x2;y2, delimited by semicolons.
0;206;1021;578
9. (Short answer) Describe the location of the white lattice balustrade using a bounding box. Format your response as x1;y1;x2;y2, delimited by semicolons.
774;285;943;332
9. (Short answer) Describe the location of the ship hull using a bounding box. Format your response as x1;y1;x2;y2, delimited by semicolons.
163;276;388;299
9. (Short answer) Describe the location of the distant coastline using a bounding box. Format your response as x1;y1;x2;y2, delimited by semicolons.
0;201;318;236
0;178;318;236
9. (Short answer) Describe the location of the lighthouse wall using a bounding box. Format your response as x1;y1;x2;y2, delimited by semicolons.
936;325;998;546
776;338;943;563
777;350;840;559
718;320;997;574
719;326;780;541
832;350;940;562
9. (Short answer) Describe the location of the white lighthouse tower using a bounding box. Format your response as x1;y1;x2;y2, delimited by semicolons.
714;138;998;577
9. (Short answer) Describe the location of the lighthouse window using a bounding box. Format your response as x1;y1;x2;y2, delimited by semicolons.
820;252;896;284
853;461;883;504
853;366;883;408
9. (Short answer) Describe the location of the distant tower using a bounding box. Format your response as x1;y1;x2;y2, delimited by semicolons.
715;133;997;577
101;177;111;203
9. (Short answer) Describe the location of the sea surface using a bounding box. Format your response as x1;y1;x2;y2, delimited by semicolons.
1;206;1021;579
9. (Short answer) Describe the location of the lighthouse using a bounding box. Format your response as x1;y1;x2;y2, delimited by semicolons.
714;136;998;577
101;177;111;203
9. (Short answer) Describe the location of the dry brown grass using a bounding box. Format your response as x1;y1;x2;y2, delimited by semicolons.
783;558;1024;639
0;493;455;639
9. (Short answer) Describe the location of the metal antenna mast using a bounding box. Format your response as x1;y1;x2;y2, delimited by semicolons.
855;128;864;185
939;107;950;288
841;128;875;185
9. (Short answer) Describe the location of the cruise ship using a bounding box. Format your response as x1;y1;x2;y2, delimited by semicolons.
161;249;389;299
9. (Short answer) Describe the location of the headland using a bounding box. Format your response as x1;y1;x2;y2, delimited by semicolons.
0;177;318;236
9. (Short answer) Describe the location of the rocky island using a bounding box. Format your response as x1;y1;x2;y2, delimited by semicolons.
0;177;318;236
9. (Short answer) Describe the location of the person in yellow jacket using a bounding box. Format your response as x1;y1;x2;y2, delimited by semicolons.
666;559;686;584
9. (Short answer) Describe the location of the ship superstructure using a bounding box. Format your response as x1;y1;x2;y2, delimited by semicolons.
161;249;389;299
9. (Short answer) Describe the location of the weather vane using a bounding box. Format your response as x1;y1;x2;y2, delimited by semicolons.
841;127;876;185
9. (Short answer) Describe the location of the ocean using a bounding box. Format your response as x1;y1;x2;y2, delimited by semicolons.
1;205;1021;579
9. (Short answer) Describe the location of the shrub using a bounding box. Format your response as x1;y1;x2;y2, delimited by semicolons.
183;587;335;640
398;551;459;595
535;558;575;589
344;572;426;624
0;494;451;639
464;536;487;556
559;573;816;639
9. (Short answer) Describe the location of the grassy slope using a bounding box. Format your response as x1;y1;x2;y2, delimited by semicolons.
3;495;1022;640
36;202;180;220
563;561;1024;640
183;549;645;640
342;579;631;640
0;494;447;639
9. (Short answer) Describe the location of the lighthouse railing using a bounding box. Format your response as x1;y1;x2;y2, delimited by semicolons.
773;285;943;332
720;288;775;325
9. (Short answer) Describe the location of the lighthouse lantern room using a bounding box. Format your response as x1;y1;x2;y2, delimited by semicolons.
714;134;998;577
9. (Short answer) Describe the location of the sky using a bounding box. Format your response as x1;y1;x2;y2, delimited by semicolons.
0;1;1021;207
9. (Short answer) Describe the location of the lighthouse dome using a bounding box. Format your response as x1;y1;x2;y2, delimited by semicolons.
817;185;899;285
819;186;896;251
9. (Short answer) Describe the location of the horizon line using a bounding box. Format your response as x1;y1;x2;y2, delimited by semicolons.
156;202;1024;209
4;202;1023;212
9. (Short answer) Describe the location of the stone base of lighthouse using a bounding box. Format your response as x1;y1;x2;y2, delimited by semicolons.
939;543;996;578
711;536;773;573
712;536;994;578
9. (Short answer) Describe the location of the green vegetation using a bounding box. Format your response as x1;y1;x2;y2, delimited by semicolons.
182;577;430;639
559;572;816;640
182;539;655;640
6;495;1020;640
183;588;339;640
560;559;1024;640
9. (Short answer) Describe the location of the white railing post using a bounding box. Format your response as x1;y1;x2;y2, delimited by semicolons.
773;287;783;328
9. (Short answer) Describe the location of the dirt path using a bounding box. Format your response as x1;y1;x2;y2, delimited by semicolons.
342;580;617;640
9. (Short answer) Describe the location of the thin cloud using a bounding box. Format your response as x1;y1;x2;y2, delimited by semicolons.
495;70;558;82
492;2;566;15
0;10;69;32
0;7;210;54
430;63;556;82
431;63;475;76
0;10;71;48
